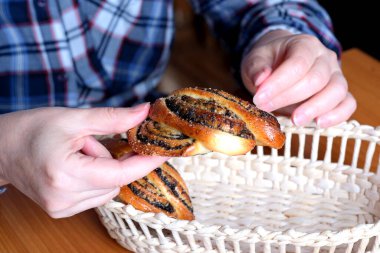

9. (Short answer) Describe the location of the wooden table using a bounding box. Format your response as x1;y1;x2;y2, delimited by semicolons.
341;49;380;126
1;48;379;252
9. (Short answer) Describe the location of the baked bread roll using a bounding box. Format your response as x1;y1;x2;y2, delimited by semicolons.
100;137;194;221
119;162;194;221
128;87;285;156
99;137;132;159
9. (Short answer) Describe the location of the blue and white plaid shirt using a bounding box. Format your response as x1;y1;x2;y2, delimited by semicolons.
0;0;341;114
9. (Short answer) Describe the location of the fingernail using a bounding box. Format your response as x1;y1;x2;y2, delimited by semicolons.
253;91;269;106
254;68;271;86
293;113;308;126
129;102;150;112
254;72;266;86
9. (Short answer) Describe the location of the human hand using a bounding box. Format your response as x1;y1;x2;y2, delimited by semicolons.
241;30;356;127
0;178;8;186
0;104;168;218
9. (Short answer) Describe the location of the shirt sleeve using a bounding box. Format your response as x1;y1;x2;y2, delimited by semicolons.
189;0;342;66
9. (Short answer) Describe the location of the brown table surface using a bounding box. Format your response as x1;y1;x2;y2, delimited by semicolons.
1;48;379;253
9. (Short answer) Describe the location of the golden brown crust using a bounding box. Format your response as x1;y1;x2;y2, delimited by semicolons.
128;87;285;156
173;87;285;149
100;137;132;159
149;99;255;155
126;120;206;156
101;137;194;220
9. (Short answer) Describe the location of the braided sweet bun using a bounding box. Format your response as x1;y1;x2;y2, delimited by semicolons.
128;87;285;156
100;137;194;221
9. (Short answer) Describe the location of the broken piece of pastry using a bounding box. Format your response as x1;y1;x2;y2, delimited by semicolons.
100;137;194;221
128;87;285;156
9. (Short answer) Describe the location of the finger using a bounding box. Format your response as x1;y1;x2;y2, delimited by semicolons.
75;187;119;199
73;103;150;136
40;187;118;212
241;52;274;94
315;93;357;128
49;188;120;218
258;56;335;112
81;135;112;158
292;71;348;126
253;44;316;106
75;153;169;188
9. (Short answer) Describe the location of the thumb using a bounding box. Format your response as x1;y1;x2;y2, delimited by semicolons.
241;50;274;94
76;154;169;188
75;103;150;136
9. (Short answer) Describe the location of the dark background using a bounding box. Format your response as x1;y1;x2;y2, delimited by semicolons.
174;1;380;60
319;1;379;59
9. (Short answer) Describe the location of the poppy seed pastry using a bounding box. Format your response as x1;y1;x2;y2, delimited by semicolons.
100;137;194;220
118;162;194;221
127;87;285;156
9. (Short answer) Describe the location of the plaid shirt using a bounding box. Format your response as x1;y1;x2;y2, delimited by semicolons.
0;0;340;114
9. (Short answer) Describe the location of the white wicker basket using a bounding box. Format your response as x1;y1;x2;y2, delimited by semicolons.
96;117;380;253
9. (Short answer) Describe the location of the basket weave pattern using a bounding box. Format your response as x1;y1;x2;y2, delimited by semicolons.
96;117;380;253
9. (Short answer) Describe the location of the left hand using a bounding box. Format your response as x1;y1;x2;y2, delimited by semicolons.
0;105;169;218
241;30;356;127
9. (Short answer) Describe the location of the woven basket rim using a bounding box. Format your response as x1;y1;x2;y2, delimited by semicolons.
98;117;380;245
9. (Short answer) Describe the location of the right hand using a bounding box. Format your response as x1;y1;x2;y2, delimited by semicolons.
241;30;356;127
0;104;168;218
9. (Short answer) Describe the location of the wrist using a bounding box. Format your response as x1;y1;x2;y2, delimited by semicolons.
0;155;9;185
254;29;294;47
0;114;11;186
0;178;8;186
